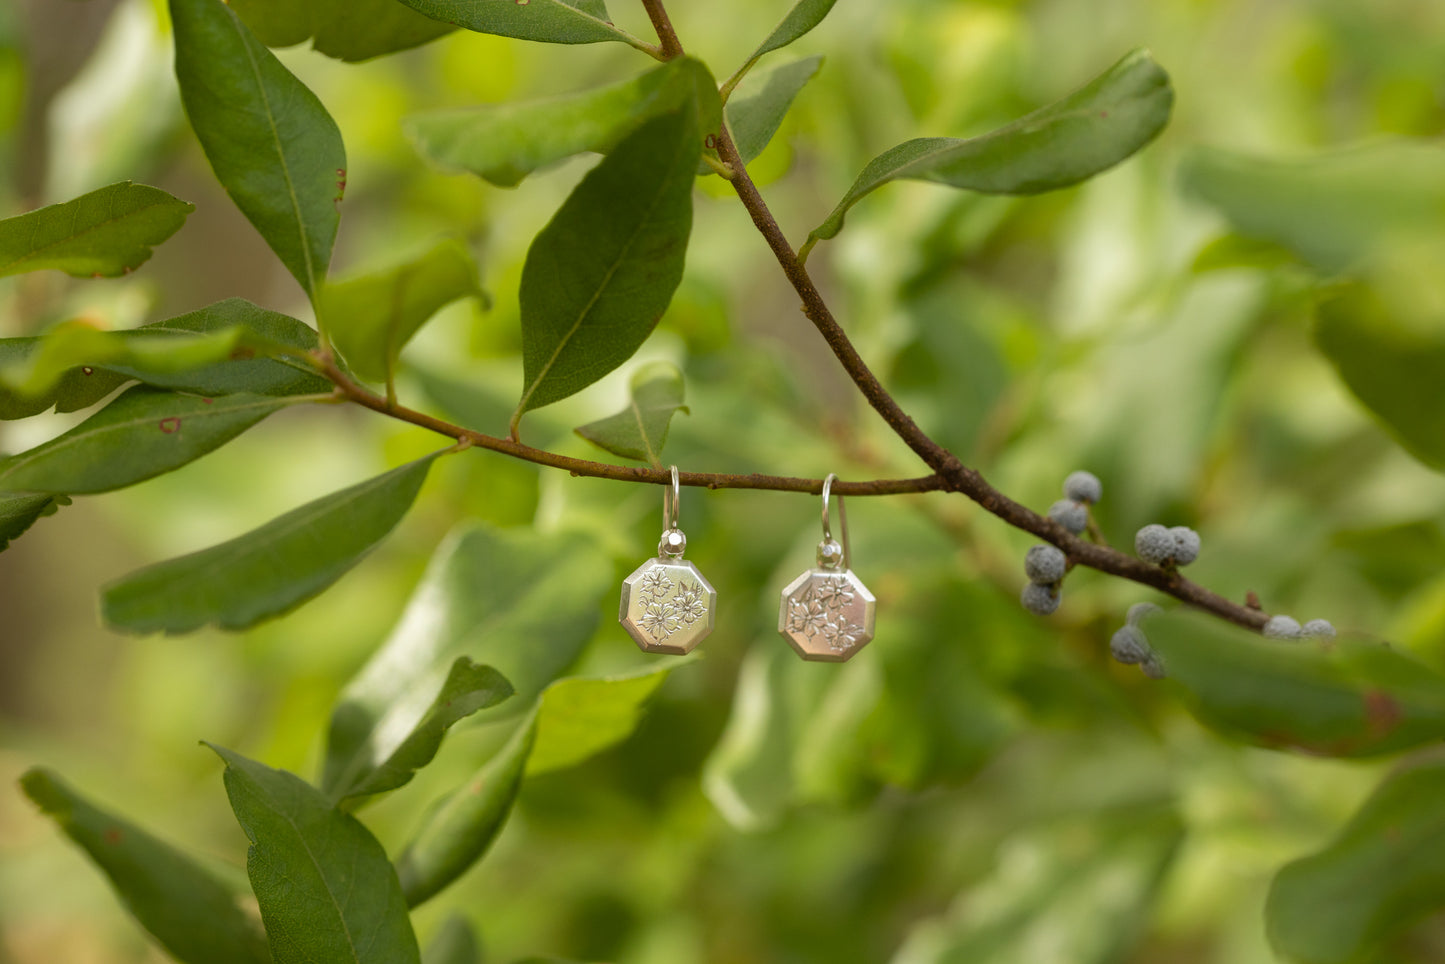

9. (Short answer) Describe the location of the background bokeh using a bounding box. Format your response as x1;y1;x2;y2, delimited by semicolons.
3;0;1445;960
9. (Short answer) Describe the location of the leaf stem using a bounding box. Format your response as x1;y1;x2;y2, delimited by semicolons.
639;0;684;59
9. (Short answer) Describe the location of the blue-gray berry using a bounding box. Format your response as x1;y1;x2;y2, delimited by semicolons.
1135;524;1175;565
1049;499;1088;534
1263;615;1302;639
1170;526;1201;566
1127;602;1162;626
1021;582;1061;615
1140;653;1168;679
1110;625;1151;664
1302;619;1336;639
1025;544;1067;584
1063;470;1103;504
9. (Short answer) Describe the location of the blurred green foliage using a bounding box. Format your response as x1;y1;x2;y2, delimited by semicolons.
2;0;1445;962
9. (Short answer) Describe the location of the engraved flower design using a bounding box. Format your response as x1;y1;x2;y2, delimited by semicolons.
640;600;679;639
786;594;828;637
674;581;708;624
821;617;864;652
637;567;672;601
815;575;855;610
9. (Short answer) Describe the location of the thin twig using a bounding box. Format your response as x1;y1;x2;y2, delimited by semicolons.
317;356;941;496
640;0;684;59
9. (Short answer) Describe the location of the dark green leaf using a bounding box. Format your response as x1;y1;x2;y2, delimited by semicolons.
0;338;128;419
0;181;193;279
725;55;822;167
20;768;271;964
1314;281;1445;472
0;388;291;495
332;658;514;804
732;0;837;83
208;744;421;964
102;450;444;634
422;916;481;964
1149;611;1445;757
406;57;715;188
1180;140;1445;274
396;712;537;907
391;0;632;46
171;0;346;298
229;0;454;61
513;107;700;425
800;49;1173;260
321;239;483;384
527;662;680;775
0;491;68;553
1267;760;1445;964
322;523;608;798
893;807;1182;964
574;361;686;465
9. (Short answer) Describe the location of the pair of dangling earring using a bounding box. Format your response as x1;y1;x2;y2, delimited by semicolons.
619;467;876;662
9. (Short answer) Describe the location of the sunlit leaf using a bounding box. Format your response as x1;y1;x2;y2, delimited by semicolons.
891;808;1182;964
1314;281;1445;472
170;0;346;297
1149;611;1445;757
574;361;686;465
20;768;270;964
801;49;1172;260
321;523;609;800
408;57;716;188
726;55;822;167
422;915;482;964
209;744;421;964
332;658;513;804
513;107;700;425
392;0;631;46
395;712;538;907
526;662;680;775
1267;760;1445;964
0;181;193;279
229;0;454;61
1180;140;1445;274
0;388;292;495
102;450;445;634
321;239;484;384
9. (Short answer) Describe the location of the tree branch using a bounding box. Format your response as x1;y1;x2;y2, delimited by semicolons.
317;355;941;497
640;0;684;59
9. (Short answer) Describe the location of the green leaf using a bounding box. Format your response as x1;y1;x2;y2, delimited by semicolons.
321;523;609;800
892;808;1182;964
0;181;193;279
19;768;270;964
423;916;481;964
573;361;686;465
395;712;537;908
170;0;346;298
321;239;483;384
0;300;329;420
513;107;700;425
0;388;291;495
1149;611;1445;757
391;0;633;46
801;49;1173;260
1314;281;1445;472
728;0;837;90
332;658;513;804
725;55;822;167
1180;140;1445;275
0;492;68;552
208;744;421;964
406;57;716;188
526;662;679;775
229;0;454;62
1267;760;1445;964
102;451;444;634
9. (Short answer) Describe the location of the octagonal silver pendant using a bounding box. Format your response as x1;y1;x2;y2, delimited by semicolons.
778;566;875;662
620;556;717;655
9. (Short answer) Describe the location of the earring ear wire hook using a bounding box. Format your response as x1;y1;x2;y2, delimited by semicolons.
820;473;851;569
664;465;680;533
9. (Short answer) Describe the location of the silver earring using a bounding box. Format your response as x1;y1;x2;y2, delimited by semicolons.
778;473;876;661
619;466;717;655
